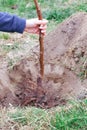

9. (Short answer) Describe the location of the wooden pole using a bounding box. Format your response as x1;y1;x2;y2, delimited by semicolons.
34;0;44;78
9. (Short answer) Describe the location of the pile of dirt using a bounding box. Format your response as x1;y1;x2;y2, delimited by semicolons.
0;12;87;108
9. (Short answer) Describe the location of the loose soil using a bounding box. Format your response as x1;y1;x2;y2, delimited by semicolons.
0;12;87;108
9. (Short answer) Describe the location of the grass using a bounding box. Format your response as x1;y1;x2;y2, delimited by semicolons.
0;0;87;130
0;33;10;40
0;0;87;23
0;42;21;57
0;100;87;130
51;100;87;130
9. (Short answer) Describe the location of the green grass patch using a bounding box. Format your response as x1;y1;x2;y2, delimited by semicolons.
0;0;87;23
9;108;27;125
0;33;10;40
0;42;20;53
50;100;87;130
1;100;85;130
46;7;75;23
8;107;50;129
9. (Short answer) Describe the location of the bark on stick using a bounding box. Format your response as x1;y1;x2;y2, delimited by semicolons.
34;0;44;78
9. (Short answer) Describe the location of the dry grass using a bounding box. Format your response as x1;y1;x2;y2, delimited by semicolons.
0;100;87;130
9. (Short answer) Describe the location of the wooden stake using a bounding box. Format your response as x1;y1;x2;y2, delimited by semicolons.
34;0;44;78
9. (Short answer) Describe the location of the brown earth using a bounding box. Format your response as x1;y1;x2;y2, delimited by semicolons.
0;12;87;108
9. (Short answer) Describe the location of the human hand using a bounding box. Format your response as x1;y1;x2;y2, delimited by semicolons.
24;18;48;35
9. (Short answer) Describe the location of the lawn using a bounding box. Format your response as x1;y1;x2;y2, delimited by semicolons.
0;100;87;130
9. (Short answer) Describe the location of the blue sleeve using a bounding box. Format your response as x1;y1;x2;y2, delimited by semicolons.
0;12;26;33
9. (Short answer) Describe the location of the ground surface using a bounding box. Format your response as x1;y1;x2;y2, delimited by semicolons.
0;12;87;108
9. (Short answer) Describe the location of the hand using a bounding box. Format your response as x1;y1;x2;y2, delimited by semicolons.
24;18;48;35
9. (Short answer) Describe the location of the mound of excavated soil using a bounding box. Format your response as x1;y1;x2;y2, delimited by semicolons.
0;12;87;108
